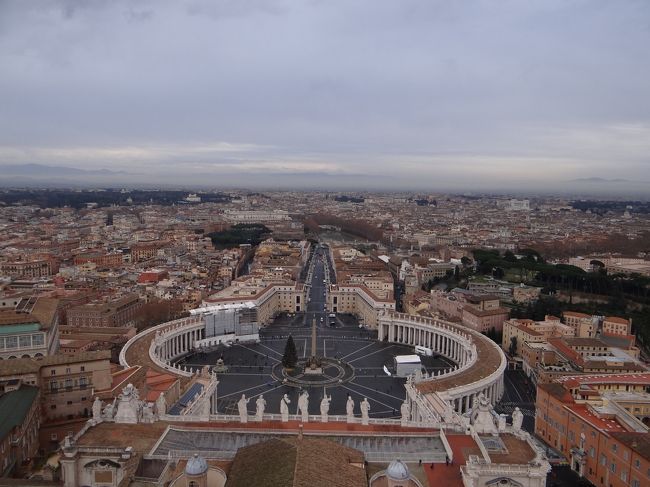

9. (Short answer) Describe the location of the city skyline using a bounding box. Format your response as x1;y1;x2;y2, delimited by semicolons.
1;1;649;195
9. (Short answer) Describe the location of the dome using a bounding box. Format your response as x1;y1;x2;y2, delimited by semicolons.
185;454;208;476
386;459;410;480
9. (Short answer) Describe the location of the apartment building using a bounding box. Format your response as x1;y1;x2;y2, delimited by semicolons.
204;280;306;325
604;317;633;336
536;374;650;487
66;293;141;328
563;311;596;338
328;284;395;328
0;351;112;423
0;256;59;279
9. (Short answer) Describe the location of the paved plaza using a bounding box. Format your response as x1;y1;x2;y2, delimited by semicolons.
175;244;454;418
177;316;454;418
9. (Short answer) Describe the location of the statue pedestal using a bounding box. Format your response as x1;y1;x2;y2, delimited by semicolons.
304;356;322;375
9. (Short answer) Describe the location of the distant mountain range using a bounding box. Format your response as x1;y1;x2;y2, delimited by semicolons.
0;163;129;177
569;177;635;183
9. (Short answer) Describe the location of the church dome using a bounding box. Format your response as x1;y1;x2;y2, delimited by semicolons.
185;454;208;476
386;459;410;480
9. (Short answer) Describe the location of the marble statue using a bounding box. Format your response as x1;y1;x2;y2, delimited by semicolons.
498;413;507;431
155;393;167;416
470;393;498;434
512;407;523;431
92;397;102;421
142;403;155;423
298;390;309;422
63;434;73;450
400;400;410;426
115;384;143;424
320;394;331;423
237;394;249;423
280;394;291;422
102;398;117;420
346;395;355;422
360;397;371;425
255;395;266;422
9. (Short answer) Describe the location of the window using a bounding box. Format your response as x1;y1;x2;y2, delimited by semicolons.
590;447;595;458
612;444;618;453
634;459;640;469
621;470;627;481
50;381;58;392
600;454;607;466
611;462;616;473
19;336;30;348
51;370;56;376
80;366;85;372
32;334;44;346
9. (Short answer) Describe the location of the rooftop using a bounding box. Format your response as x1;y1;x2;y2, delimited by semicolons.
0;385;39;441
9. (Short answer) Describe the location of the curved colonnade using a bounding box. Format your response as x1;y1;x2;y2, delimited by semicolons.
120;316;205;378
120;311;506;425
378;312;506;420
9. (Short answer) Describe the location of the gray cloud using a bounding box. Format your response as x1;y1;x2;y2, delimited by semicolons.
0;0;649;194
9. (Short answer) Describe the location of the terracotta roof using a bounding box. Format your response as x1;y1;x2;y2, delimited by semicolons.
0;298;59;329
610;432;650;461
490;434;537;464
463;306;509;317
570;404;626;433
564;337;607;348
29;298;60;329
538;382;573;403
604;316;630;325
563;311;591;318
226;437;366;487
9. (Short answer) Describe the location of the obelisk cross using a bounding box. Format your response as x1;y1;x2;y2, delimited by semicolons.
310;317;318;366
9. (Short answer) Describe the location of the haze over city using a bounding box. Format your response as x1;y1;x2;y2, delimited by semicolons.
1;0;649;195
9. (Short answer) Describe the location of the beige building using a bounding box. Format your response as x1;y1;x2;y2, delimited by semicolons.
204;279;306;326
0;297;60;360
328;284;395;328
66;293;142;328
604;316;632;336
0;351;112;451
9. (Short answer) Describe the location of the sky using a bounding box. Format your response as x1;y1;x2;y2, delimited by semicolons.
0;0;649;193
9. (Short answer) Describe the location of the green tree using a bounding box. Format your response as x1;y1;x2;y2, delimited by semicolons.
504;250;518;262
282;335;298;369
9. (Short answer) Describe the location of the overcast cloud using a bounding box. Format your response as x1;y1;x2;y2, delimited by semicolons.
0;0;649;192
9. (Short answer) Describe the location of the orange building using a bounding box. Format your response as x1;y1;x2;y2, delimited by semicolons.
536;374;650;486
